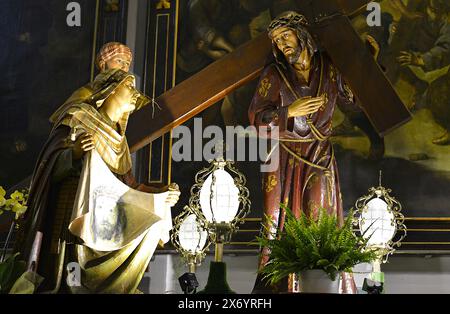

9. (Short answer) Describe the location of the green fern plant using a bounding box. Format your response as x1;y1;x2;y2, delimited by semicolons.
257;205;377;285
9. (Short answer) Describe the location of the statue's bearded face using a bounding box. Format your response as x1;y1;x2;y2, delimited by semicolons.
271;27;302;64
93;195;122;242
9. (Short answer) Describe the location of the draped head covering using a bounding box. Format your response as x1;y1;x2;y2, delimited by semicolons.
267;11;318;65
89;68;152;117
89;68;136;108
96;42;133;70
53;69;144;175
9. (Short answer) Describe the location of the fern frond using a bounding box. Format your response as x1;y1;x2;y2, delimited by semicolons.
257;207;378;283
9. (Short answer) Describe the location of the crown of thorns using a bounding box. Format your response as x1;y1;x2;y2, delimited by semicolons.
268;12;309;34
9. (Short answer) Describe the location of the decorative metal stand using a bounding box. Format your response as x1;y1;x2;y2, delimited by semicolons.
187;142;251;294
353;171;406;293
171;207;211;294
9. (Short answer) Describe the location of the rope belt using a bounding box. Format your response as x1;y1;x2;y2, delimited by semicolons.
280;142;334;173
279;138;315;143
281;142;335;207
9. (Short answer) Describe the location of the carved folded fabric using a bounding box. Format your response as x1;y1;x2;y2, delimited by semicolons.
68;150;172;252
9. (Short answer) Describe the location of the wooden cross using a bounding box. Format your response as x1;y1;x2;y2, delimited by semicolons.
127;0;411;153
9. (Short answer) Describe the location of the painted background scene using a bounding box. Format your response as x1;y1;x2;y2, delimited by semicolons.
172;0;450;220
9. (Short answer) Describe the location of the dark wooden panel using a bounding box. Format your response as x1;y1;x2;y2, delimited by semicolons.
93;0;128;80
96;0;128;45
0;0;98;188
134;0;178;185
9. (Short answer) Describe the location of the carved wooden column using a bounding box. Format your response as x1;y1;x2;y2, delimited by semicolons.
134;0;179;186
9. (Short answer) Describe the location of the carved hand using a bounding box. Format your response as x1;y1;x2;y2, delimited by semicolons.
166;183;181;207
288;95;326;118
73;133;95;159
